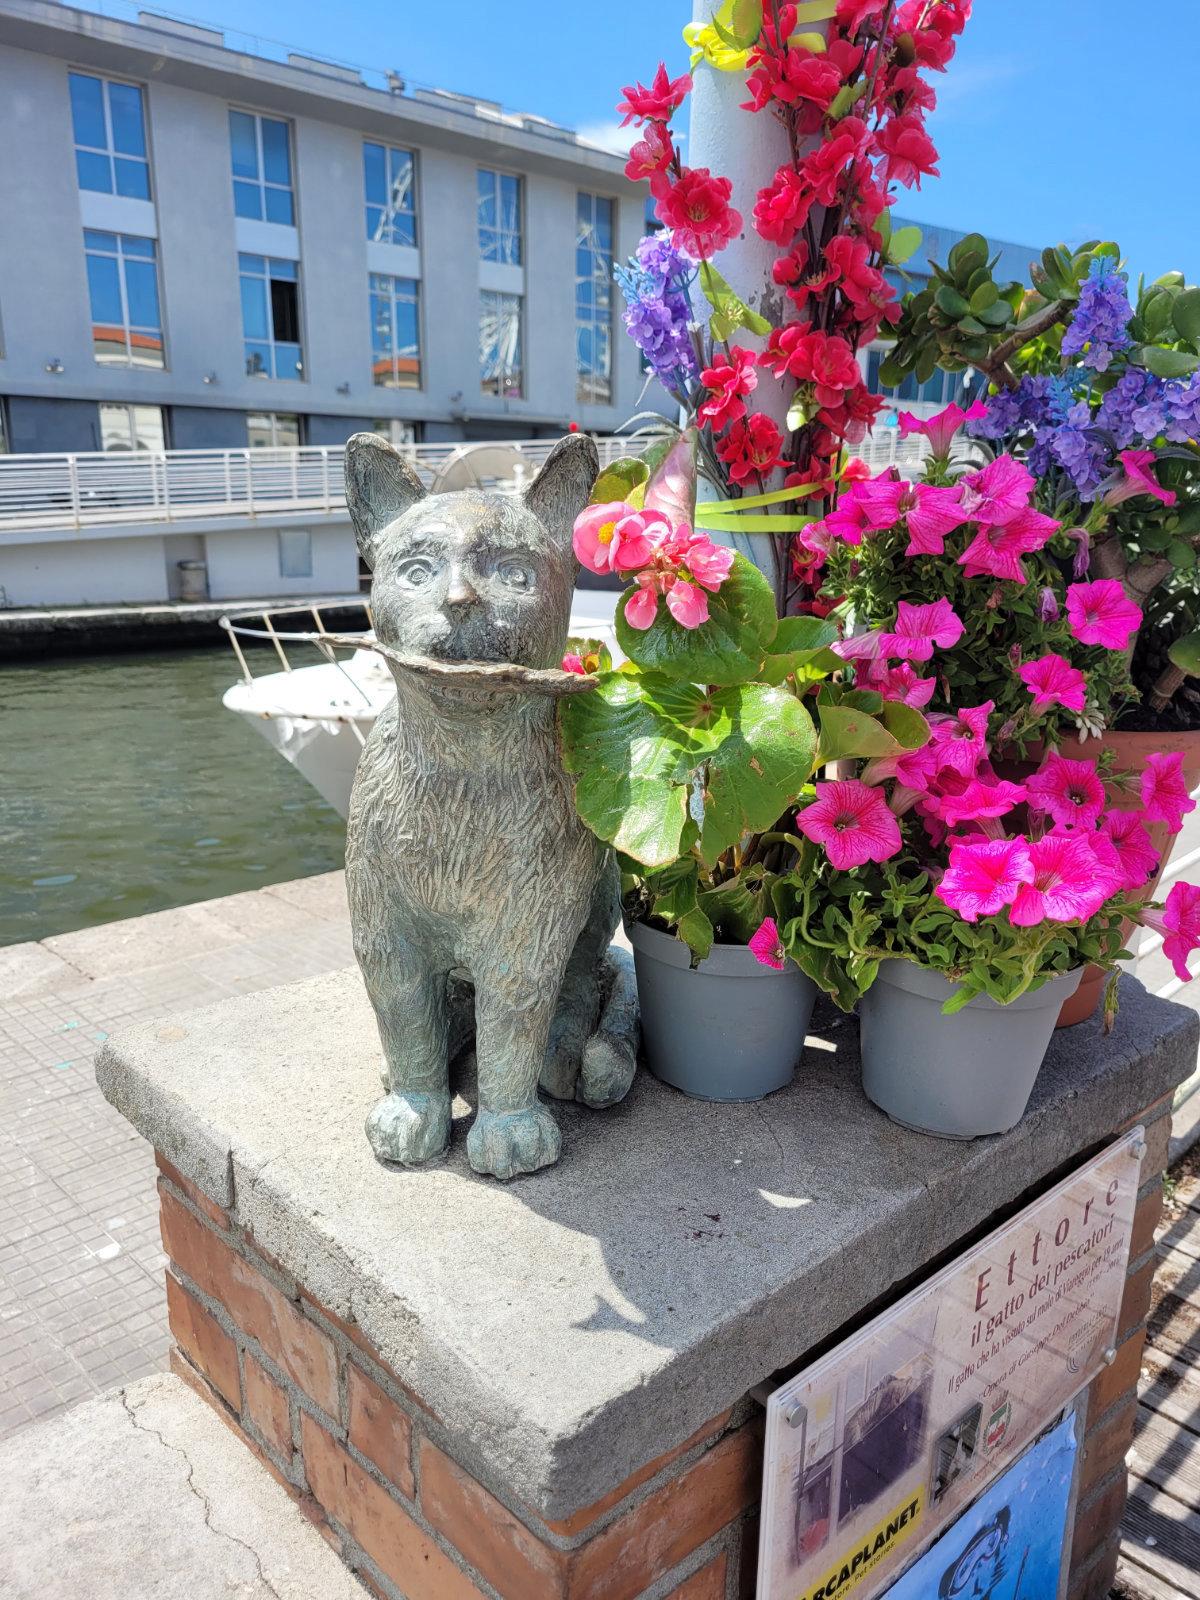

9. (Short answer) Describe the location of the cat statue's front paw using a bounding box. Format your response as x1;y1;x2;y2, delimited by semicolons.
366;1091;451;1167
467;1105;561;1181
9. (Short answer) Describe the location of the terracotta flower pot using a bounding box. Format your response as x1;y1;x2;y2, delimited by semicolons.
1000;728;1200;1027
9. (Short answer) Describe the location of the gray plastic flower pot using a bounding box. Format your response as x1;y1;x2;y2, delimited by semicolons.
858;960;1084;1140
628;920;817;1101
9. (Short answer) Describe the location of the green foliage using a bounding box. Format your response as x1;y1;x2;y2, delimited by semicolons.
698;260;771;342
589;456;649;506
615;552;778;686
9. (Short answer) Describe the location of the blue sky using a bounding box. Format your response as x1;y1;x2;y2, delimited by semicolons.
94;0;1198;284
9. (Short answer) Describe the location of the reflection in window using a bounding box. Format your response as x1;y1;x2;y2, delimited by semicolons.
477;170;522;265
480;290;523;398
69;72;151;200
363;143;417;246
239;255;303;380
246;412;302;448
371;418;418;449
576;193;614;405
369;274;421;390
229;110;294;225
84;230;164;368
278;528;313;578
99;402;166;452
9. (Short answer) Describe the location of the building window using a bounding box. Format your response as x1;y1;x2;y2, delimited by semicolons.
0;399;8;454
278;528;313;578
363;142;417;246
576;193;614;406
369;275;421;390
69;72;151;200
84;230;164;368
99;402;166;452
371;419;419;450
644;194;664;235
229;110;294;225
247;412;302;448
239;255;303;379
865;349;976;408
477;170;522;265
480;290;523;398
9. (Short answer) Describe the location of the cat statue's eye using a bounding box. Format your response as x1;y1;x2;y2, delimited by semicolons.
396;556;438;588
496;560;534;592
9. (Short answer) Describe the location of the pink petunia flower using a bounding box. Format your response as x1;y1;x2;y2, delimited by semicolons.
855;658;936;708
957;454;1036;527
573;502;666;575
897;400;989;459
879;598;965;662
1140;881;1200;983
958;505;1060;584
1065;580;1143;651
1025;752;1107;829
1100;809;1160;890
1140;751;1198;834
1008;832;1115;926
930;702;994;776
1104;449;1177;509
1018;654;1087;713
934;776;1028;828
904;483;971;557
748;917;786;971
796;779;903;870
936;837;1034;922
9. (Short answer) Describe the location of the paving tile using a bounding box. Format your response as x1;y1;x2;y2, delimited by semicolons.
0;872;355;1439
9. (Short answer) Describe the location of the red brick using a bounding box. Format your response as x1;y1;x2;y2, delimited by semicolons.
1137;1115;1171;1185
169;1347;297;1499
155;1155;230;1231
1079;1399;1135;1500
1067;1538;1118;1600
667;1551;727;1600
1129;1182;1163;1263
1087;1328;1146;1425
347;1364;415;1499
244;1352;293;1462
1071;1472;1127;1573
356;1569;389;1600
160;1188;338;1416
300;1414;484;1600
1118;1255;1155;1341
299;1288;437;1420
166;1273;239;1409
570;1423;762;1600
540;1409;733;1538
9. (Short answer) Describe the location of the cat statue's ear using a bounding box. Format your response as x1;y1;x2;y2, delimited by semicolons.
344;432;427;570
525;434;599;555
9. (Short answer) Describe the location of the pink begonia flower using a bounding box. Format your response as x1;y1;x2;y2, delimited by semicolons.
1065;580;1143;651
1140;750;1198;834
855;658;936;708
904;483;971;557
666;528;735;592
957;454;1036;527
624;583;660;630
1008;832;1115;927
958;505;1060;584
1018;654;1087;713
930;701;994;777
879;598;965;662
664;576;709;628
1140;881;1200;983
796;779;903;870
1104;449;1177;509
573;502;666;574
561;653;585;675
618;524;734;631
936;836;1034;922
748;916;786;971
934;777;1027;828
1100;809;1160;890
897;399;989;458
1025;752;1107;829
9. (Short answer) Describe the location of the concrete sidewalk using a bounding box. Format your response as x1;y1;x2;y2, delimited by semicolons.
0;872;352;1438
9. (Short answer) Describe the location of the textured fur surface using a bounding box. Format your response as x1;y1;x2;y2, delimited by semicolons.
343;433;639;1180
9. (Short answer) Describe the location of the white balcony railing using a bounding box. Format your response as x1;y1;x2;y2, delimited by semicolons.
0;438;640;534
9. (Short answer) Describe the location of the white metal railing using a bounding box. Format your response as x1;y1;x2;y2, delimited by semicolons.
0;437;641;534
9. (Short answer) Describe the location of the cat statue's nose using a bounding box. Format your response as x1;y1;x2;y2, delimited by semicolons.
445;568;480;611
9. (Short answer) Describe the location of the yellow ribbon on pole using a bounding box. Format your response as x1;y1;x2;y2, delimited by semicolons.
694;481;824;535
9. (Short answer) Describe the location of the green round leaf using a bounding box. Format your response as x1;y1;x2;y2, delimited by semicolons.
1169;628;1200;674
590;457;649;506
1138;344;1200;379
615;552;778;687
1171;286;1200;345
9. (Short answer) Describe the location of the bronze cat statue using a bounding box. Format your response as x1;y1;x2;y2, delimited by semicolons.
343;432;639;1181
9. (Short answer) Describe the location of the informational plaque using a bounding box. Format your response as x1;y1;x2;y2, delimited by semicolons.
757;1129;1141;1600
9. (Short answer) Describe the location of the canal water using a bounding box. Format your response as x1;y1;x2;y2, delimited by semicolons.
1;644;346;947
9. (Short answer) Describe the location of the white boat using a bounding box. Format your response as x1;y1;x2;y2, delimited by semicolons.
221;590;622;817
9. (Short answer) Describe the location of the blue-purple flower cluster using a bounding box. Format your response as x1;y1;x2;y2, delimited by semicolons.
614;233;698;394
1060;256;1133;372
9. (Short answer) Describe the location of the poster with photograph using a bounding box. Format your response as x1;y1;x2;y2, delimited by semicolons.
757;1130;1139;1600
881;1413;1077;1600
